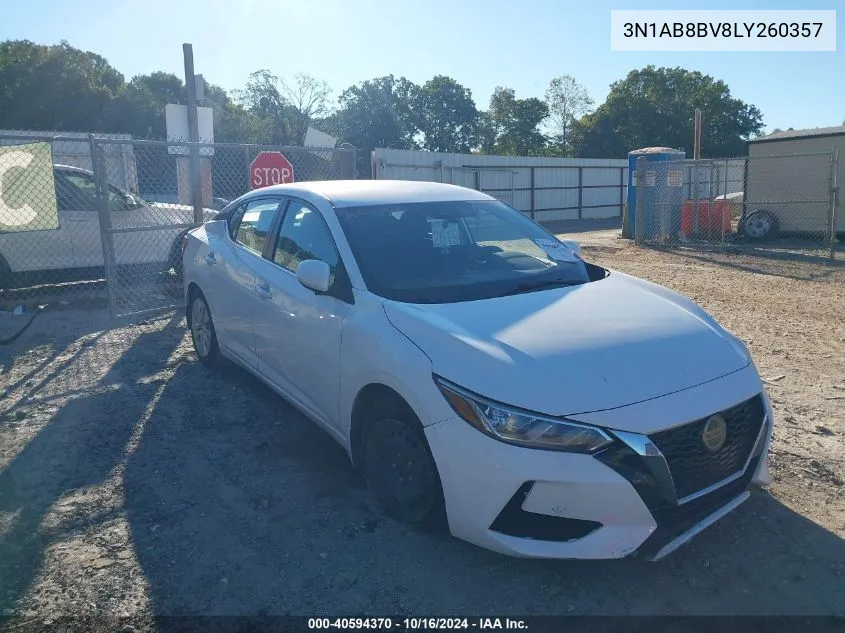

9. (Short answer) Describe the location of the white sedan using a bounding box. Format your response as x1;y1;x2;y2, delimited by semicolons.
0;164;218;286
182;180;773;561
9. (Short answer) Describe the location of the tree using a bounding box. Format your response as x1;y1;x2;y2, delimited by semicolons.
280;72;331;145
413;75;479;153
109;72;187;139
234;69;296;144
323;75;419;175
0;40;125;132
234;70;331;145
200;80;270;144
544;75;592;155
131;72;185;106
0;39;281;145
481;87;548;155
572;66;764;158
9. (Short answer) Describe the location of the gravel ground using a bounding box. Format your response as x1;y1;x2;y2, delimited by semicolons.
0;236;844;626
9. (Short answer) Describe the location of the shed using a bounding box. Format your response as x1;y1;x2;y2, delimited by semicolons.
746;126;844;234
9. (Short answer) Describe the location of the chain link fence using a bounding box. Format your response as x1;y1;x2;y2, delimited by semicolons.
634;151;840;260
0;134;356;320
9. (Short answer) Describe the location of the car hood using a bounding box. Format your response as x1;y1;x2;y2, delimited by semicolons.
146;202;218;222
383;271;750;419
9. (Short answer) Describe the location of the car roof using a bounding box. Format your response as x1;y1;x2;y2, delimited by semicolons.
249;180;494;208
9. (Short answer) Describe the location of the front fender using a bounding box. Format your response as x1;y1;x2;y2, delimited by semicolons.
339;293;456;447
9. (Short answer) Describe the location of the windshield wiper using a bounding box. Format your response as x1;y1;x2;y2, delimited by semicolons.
502;279;583;297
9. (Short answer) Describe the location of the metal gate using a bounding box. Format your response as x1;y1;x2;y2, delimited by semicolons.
634;151;840;260
90;138;357;320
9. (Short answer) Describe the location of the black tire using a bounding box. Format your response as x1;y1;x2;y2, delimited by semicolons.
167;230;190;278
188;289;221;367
739;210;779;241
362;400;445;525
0;255;11;293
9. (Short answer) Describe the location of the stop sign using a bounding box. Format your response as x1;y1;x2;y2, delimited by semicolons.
250;151;295;189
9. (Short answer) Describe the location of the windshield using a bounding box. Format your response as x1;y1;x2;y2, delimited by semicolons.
335;199;592;303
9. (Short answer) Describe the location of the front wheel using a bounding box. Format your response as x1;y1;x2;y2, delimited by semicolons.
189;290;221;367
363;403;445;525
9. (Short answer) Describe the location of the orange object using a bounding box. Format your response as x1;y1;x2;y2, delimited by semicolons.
680;200;731;237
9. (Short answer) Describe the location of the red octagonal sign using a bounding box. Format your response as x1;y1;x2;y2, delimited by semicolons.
250;151;295;189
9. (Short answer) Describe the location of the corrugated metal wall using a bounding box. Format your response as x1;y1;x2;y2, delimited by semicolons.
372;148;629;222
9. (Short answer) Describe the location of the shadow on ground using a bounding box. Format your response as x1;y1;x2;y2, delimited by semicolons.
0;314;185;610
123;356;845;616
1;316;844;617
645;244;844;282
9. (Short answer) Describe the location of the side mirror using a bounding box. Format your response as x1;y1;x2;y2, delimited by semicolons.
204;219;227;238
124;193;141;209
560;239;582;256
296;259;331;293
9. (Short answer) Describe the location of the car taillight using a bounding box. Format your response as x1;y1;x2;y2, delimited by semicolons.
181;235;189;254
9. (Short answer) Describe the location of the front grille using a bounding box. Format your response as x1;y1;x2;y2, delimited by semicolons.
649;395;765;499
634;456;759;559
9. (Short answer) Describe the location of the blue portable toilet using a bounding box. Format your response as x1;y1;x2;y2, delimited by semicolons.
625;147;685;238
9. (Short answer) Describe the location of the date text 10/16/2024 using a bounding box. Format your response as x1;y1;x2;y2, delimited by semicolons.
308;618;528;630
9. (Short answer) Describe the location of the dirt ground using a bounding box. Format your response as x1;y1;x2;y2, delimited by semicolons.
0;233;844;626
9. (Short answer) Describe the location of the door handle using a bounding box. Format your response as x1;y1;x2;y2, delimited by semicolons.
66;217;89;222
205;252;217;265
255;281;273;300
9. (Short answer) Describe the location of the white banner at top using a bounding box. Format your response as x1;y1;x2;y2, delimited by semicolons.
611;10;836;52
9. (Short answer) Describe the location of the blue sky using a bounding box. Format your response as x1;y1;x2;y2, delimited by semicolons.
1;0;842;133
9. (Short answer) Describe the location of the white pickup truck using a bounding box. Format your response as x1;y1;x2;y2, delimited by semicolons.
0;164;219;287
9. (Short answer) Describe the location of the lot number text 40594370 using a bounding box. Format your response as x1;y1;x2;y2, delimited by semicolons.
307;618;528;630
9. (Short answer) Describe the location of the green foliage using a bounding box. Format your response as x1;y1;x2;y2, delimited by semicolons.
413;75;479;153
545;75;593;156
325;75;418;152
0;42;767;163
482;87;549;156
0;40;124;132
233;70;331;145
323;75;419;175
233;70;298;144
572;66;764;158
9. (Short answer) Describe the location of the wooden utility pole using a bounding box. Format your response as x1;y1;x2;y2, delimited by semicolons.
183;43;203;224
694;109;702;160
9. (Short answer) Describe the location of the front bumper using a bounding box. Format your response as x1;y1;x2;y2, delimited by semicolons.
424;387;773;561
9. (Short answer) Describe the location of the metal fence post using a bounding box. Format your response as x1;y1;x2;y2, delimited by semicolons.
830;148;839;261
619;166;625;219
244;145;251;190
635;157;645;245
89;135;117;318
722;157;729;250
529;167;535;220
577;166;583;220
510;171;516;208
707;159;715;248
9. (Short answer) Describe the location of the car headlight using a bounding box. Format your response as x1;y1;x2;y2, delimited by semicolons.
434;376;614;453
